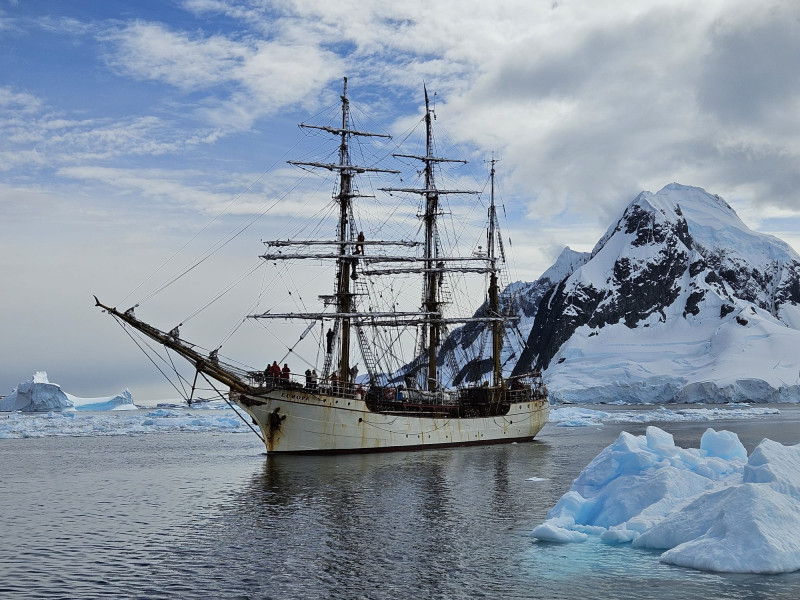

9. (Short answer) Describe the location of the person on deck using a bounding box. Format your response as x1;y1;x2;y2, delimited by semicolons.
330;372;339;394
281;363;291;382
310;369;318;391
268;361;280;383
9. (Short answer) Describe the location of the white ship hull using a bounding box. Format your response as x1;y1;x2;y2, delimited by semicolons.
233;387;550;454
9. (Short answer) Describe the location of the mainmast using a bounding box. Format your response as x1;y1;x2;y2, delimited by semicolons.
381;86;477;391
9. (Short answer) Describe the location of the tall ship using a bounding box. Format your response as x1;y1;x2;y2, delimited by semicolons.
96;78;549;453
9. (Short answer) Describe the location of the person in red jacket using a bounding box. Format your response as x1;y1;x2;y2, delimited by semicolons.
281;363;291;382
267;361;280;383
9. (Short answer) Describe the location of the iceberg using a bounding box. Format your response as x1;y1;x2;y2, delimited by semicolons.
0;371;136;412
0;407;250;439
532;425;800;573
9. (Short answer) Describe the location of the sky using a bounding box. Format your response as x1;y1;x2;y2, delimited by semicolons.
2;0;800;400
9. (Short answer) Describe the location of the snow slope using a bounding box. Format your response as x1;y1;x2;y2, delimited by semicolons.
514;184;800;403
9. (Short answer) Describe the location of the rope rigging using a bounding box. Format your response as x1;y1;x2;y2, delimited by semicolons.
109;80;527;396
122;136;307;309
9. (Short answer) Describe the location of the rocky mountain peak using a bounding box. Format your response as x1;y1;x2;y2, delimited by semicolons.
510;184;800;403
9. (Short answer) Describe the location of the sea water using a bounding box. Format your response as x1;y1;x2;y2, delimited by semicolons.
2;406;800;599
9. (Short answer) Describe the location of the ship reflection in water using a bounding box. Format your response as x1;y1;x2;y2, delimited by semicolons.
219;442;556;598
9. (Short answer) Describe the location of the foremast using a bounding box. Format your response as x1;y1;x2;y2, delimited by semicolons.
334;78;354;387
264;77;399;388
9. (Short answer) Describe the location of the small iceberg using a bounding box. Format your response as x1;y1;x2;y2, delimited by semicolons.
532;425;800;574
1;371;136;412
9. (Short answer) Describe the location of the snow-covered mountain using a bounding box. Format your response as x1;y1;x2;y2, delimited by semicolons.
436;183;800;403
513;183;800;403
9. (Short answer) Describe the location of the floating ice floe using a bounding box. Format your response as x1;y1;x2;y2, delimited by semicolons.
550;405;780;427
0;372;135;412
0;408;250;439
532;426;800;574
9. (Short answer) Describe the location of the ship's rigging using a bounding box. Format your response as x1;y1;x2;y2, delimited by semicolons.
95;76;548;453
251;79;516;393
99;77;532;402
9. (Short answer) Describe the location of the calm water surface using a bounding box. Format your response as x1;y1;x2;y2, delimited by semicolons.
2;406;800;599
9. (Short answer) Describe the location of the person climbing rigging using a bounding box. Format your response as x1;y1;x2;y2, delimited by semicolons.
326;328;334;354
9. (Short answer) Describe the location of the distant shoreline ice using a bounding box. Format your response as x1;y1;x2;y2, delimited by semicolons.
0;400;781;440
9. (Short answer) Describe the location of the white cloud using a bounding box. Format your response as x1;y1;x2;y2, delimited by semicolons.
0;86;42;112
54;164;346;226
7;0;800;234
0;85;222;173
3;0;800;398
103;20;343;131
92;0;800;219
103;21;247;89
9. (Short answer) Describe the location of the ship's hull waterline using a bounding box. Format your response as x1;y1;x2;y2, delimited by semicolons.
233;388;550;454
